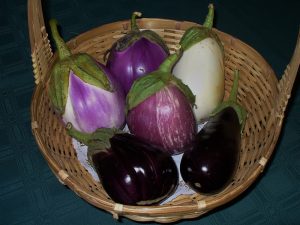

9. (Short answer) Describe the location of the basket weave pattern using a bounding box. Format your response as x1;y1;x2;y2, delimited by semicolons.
28;0;300;222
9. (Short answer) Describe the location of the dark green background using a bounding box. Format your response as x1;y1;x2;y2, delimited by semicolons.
0;0;299;224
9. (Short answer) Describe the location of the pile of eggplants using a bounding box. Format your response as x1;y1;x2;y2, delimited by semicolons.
48;6;248;206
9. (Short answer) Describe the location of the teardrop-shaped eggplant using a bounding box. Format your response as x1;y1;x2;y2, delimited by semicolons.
66;124;178;205
48;19;125;133
180;70;247;194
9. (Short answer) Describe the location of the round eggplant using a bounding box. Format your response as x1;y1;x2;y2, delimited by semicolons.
126;52;197;155
66;124;178;205
105;12;169;94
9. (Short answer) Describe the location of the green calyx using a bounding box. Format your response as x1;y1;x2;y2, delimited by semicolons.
210;70;247;132
48;19;112;114
140;30;170;55
126;51;195;114
179;4;223;53
66;123;123;166
105;12;169;55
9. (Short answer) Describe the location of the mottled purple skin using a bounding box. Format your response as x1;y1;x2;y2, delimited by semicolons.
64;64;125;133
92;133;178;205
127;85;197;155
106;37;168;94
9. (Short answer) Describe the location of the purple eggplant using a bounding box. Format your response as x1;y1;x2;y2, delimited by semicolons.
180;70;247;194
48;19;125;133
105;12;169;94
126;52;197;155
66;123;178;205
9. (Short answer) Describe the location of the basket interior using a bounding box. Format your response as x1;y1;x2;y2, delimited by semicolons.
31;19;280;221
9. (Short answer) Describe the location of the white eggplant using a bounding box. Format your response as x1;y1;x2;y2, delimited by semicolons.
173;4;225;122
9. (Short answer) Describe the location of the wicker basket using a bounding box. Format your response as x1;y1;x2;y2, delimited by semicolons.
28;0;300;223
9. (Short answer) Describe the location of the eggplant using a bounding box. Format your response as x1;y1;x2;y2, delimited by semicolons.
173;4;225;122
126;52;197;155
105;12;170;94
180;70;247;194
66;123;178;205
48;19;125;133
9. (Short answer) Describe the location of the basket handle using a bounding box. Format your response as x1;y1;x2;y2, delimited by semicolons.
276;29;300;119
28;0;53;85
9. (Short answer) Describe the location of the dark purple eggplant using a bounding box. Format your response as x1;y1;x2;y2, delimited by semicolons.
180;70;247;194
66;123;178;205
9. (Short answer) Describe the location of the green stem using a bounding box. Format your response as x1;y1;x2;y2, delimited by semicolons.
203;4;214;29
49;19;71;60
66;123;90;145
131;11;142;32
211;70;247;131
158;51;180;73
229;69;239;103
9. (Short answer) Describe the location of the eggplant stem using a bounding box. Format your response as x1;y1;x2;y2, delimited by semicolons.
203;4;214;29
49;19;71;60
158;52;180;73
66;123;90;145
210;70;247;132
229;69;240;103
131;11;142;32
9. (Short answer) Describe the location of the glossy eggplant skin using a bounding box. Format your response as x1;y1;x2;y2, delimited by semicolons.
180;107;240;194
92;133;178;205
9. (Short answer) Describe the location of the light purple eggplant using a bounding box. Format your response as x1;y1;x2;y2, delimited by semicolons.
64;69;125;133
48;19;125;133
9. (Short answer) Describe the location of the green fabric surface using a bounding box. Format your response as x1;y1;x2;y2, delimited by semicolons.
0;0;299;224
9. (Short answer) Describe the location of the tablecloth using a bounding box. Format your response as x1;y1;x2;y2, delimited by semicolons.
0;0;299;224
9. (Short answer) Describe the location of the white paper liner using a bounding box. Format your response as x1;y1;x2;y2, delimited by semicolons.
72;122;207;205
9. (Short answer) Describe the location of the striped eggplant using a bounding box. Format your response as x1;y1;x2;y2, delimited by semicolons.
48;19;125;133
126;52;197;155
